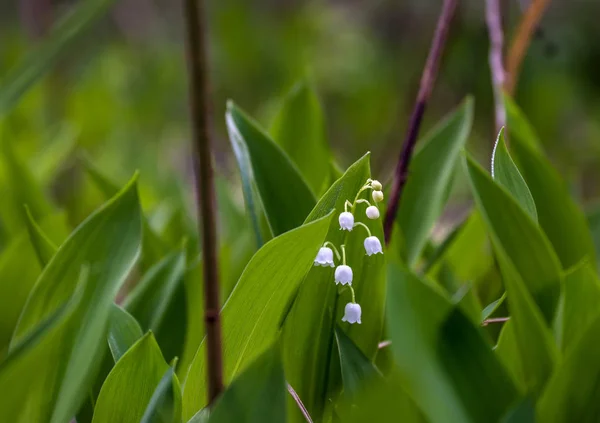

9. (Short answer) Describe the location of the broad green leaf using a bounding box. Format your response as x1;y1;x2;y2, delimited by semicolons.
270;81;330;195
386;264;518;423
140;367;183;423
0;0;116;115
556;261;600;353
397;97;473;266
188;409;210;423
537;311;600;423
124;249;186;362
495;322;525;393
208;343;286;423
226;101;316;238
92;333;170;423
281;153;385;422
504;95;542;152
491;128;537;221
178;258;204;380
182;212;333;419
510;134;596;271
108;304;143;362
7;175;142;423
463;154;562;322
335;327;381;398
24;205;57;267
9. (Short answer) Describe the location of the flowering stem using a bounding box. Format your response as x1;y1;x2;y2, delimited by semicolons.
341;244;347;265
324;241;341;261
351;184;372;212
349;286;356;303
355;199;373;207
353;221;372;237
344;200;353;213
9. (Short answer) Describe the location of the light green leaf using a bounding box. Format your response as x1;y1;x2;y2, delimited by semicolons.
226;101;316;238
178;258;203;380
335;327;381;398
0;0;116;115
6;175;142;423
491;128;537;221
24;205;58;267
463;154;562;322
397;97;473;266
107;304;143;362
207;343;286;423
510;133;596;271
386;263;518;423
92;333;170;423
140;367;183;423
270;81;330;195
504;94;542;153
182;212;333;419
188;409;210;423
281;153;385;422
481;293;506;321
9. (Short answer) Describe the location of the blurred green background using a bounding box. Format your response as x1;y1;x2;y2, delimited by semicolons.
2;0;600;233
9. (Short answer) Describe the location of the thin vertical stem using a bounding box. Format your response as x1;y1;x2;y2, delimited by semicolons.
182;0;223;405
383;0;458;245
485;0;506;135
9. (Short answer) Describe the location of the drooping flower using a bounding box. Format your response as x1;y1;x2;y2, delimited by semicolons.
371;180;382;191
335;265;353;285
364;236;383;256
314;247;335;267
372;190;384;203
342;302;362;324
339;212;354;231
365;206;380;220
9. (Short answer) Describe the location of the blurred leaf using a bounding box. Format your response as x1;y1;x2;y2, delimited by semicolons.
397;97;473;266
24;205;57;267
270;81;330;194
188;409;210;423
504;95;542;152
386;264;518;423
335;327;381;398
491;128;537;221
140;367;183;423
5;175;142;423
510;122;596;271
500;398;535;423
92;333;170;423
124;249;186;361
556;261;600;353
207;343;286;423
463;154;562;322
588;205;600;267
494;322;525;392
226;101;316;239
107;304;143;362
281;153;385;422
31;124;79;183
178;258;203;380
481;293;506;321
537;311;600;423
182;212;333;419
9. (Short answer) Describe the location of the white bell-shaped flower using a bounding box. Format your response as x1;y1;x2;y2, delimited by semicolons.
314;247;335;267
339;212;354;231
372;190;384;203
364;236;383;256
335;265;353;285
342;302;362;324
366;206;380;220
371;180;382;191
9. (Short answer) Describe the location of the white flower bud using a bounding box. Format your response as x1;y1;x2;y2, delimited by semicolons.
338;212;354;231
342;302;362;324
372;190;384;203
364;236;383;256
371;180;382;191
366;206;380;220
314;247;335;267
334;265;353;285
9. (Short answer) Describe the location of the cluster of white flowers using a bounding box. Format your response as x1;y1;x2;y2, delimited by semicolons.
313;179;385;324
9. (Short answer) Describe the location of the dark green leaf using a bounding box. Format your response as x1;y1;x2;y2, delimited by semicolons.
107;304;143;362
335;327;381;398
140;367;183;423
500;398;535;423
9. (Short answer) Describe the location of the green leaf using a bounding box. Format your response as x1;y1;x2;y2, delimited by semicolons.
386;263;518;423
463;154;562;322
24;205;58;267
491;128;537;221
92;333;170;423
107;304;143;362
124;249;186;361
588;205;600;267
270;81;330;195
0;0;116;115
501;398;535;423
397;97;473;266
537;311;600;423
140;367;183;423
182;212;333;419
281;153;385;422
335;327;381;398
6;175;142;423
178;258;204;380
510;133;596;271
481;293;506;321
226;101;316;238
208;343;286;423
504;94;542;153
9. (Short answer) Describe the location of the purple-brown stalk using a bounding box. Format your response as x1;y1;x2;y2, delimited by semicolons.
383;0;458;244
182;0;224;405
485;0;506;134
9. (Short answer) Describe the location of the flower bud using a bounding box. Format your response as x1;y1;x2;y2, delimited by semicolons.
366;206;380;220
372;190;384;203
371;180;382;191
